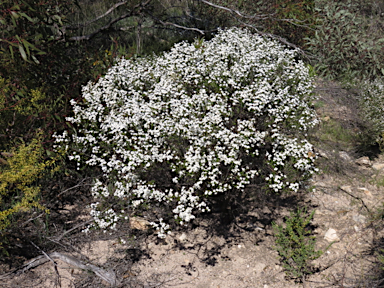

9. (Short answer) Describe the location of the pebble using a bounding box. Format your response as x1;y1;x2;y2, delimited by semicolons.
358;187;373;197
340;185;352;193
324;228;340;242
178;233;187;242
372;163;384;170
353;214;366;224
339;151;352;161
355;156;372;167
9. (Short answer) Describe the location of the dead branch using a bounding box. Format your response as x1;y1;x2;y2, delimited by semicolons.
200;0;314;28
57;177;94;197
81;1;128;28
51;219;93;241
65;1;129;30
68;12;132;41
198;0;313;57
68;0;151;41
20;212;44;227
30;242;62;287
63;0;314;53
156;19;205;35
57;0;316;63
1;252;117;286
338;186;371;214
199;0;272;20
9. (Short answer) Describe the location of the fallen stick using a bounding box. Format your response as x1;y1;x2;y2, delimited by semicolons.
30;242;61;287
2;252;117;286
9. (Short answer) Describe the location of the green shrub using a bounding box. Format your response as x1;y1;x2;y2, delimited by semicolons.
358;78;384;148
0;135;58;232
306;0;384;80
273;207;323;281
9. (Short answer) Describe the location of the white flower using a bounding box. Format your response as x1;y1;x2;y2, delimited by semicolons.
56;27;317;237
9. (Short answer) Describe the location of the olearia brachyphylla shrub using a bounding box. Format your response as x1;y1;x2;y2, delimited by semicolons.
54;28;319;238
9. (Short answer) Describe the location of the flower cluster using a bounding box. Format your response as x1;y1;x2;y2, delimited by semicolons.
54;28;318;237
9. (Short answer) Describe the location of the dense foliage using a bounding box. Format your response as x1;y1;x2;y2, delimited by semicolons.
55;28;318;237
306;0;384;80
0;0;121;243
0;0;73;64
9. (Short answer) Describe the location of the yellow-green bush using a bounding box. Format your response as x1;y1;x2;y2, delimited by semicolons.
0;135;58;232
14;88;47;116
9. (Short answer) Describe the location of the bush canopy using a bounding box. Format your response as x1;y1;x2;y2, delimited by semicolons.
55;28;318;237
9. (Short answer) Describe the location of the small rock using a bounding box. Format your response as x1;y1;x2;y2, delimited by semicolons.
178;233;187;242
372;163;384;171
339;151;352;161
314;181;327;187
353;214;366;224
354;225;359;232
324;228;340;242
317;149;330;159
355;156;372;167
315;210;324;215
358;187;373;197
340;185;352;193
254;263;266;272
130;217;150;230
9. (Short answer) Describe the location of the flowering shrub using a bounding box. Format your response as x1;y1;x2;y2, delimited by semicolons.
54;28;318;238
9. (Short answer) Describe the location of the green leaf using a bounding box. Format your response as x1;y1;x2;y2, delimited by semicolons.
11;16;16;26
9;46;14;59
21;39;30;57
11;4;20;10
18;44;27;61
52;15;63;26
31;55;40;64
16;91;24;99
19;12;34;22
10;11;20;19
